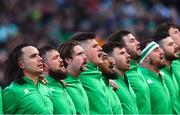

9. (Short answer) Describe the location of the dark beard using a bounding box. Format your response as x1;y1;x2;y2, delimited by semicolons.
80;66;83;72
165;55;178;62
127;49;140;61
150;58;166;69
102;71;117;80
133;54;140;61
49;69;67;80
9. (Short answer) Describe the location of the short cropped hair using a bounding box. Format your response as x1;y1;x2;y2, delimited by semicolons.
140;39;153;51
156;23;180;34
153;31;170;44
102;42;125;55
108;30;131;44
71;32;96;41
39;46;55;60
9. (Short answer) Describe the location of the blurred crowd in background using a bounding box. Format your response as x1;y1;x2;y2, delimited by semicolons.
0;0;180;84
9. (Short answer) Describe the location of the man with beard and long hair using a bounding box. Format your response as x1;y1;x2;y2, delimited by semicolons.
153;31;180;114
3;44;53;114
108;30;151;114
57;40;90;114
139;40;172;114
39;46;76;114
102;42;138;114
98;51;123;114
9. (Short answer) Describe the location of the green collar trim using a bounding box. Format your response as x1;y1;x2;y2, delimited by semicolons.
46;75;64;86
130;60;138;70
140;67;163;80
65;73;80;83
22;76;39;86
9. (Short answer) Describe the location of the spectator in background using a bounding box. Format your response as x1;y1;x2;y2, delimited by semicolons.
3;44;53;114
39;46;76;114
1;0;180;51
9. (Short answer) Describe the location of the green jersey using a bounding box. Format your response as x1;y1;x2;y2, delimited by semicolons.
139;67;172;114
161;66;180;114
65;74;90;114
172;58;180;93
3;76;53;114
126;60;151;114
102;76;123;114
0;87;3;114
79;62;113;114
114;72;139;114
46;76;76;114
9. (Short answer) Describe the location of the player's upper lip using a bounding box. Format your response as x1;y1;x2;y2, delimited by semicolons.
109;64;114;69
160;55;164;60
38;63;43;68
98;52;102;58
83;60;87;65
136;45;141;51
59;62;64;68
127;58;130;64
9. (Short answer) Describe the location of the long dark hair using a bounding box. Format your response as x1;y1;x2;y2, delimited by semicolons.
4;44;29;85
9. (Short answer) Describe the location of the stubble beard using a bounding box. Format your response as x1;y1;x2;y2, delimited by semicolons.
49;69;67;80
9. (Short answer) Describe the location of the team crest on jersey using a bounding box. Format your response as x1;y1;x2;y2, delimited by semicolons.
24;89;29;94
147;79;153;84
49;88;55;91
